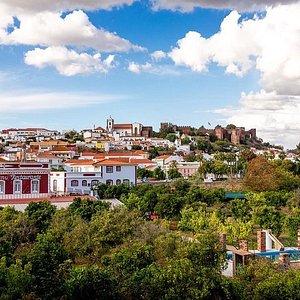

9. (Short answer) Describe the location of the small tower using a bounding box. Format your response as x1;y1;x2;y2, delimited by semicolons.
106;116;114;133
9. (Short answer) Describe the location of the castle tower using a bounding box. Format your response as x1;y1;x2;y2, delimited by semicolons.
106;116;114;133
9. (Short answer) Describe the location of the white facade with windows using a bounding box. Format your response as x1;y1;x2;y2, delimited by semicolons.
50;160;137;195
102;164;136;186
50;172;65;194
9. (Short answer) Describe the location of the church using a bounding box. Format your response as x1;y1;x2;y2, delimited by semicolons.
106;116;153;138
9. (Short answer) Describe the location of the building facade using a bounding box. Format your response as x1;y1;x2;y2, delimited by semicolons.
0;162;50;199
106;117;153;138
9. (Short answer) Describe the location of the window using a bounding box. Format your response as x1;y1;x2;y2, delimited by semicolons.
31;180;39;193
0;181;4;194
53;179;58;192
14;180;22;193
82;180;87;187
116;166;121;172
106;166;113;173
116;179;121;185
106;179;113;185
91;180;99;187
71;180;79;187
123;179;130;185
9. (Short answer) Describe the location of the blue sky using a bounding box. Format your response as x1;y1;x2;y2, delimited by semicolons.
0;0;300;148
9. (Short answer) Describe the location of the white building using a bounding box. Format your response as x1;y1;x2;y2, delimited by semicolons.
50;158;137;195
106;116;152;139
1;128;58;142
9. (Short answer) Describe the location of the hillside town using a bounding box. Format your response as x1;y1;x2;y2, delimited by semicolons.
2;117;300;299
0;116;297;201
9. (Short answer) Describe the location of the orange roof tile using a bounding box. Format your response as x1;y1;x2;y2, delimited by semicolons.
130;159;155;164
37;152;57;159
95;158;137;166
113;124;132;129
64;159;95;165
52;146;70;152
156;155;171;159
133;150;147;155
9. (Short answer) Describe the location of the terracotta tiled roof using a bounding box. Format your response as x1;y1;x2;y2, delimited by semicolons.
113;124;132;129
94;126;106;131
95;159;137;166
105;152;135;157
37;152;57;159
52;146;70;152
81;152;98;157
130;159;155;164
133;150;147;155
156;155;170;160
64;159;95;165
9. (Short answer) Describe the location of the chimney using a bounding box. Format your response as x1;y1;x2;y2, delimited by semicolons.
279;253;290;268
257;230;266;252
239;239;249;252
219;233;227;250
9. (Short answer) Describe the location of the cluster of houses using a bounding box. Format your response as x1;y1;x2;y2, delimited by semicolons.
0;117;298;202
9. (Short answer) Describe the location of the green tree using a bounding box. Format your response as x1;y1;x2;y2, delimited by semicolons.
153;166;166;180
132;145;142;150
65;266;117;300
0;257;33;299
181;137;191;145
155;194;185;220
252;205;284;235
68;197;110;221
166;133;176;142
137;168;153;179
25;201;56;232
28;232;68;298
211;159;229;179
168;162;182;179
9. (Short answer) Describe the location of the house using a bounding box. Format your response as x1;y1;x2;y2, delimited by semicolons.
50;158;137;195
176;162;201;178
36;152;63;169
106;116;153;138
0;161;50;200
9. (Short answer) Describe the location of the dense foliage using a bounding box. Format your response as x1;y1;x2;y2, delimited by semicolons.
1;175;300;299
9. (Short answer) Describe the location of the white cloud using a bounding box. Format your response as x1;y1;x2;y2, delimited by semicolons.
169;31;211;72
0;0;136;14
151;0;298;12
24;47;115;76
0;91;124;113
0;2;143;75
151;50;167;61
215;90;300;149
169;4;300;86
167;3;300;148
128;62;152;74
0;10;140;52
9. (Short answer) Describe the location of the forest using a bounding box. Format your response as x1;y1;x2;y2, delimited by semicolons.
1;156;300;299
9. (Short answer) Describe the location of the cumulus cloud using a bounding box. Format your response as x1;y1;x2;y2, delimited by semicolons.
168;3;300;148
0;10;140;52
169;4;300;86
151;50;167;61
0;91;124;113
0;0;136;14
24;47;115;76
128;62;152;74
151;0;298;12
0;2;142;75
215;90;300;148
